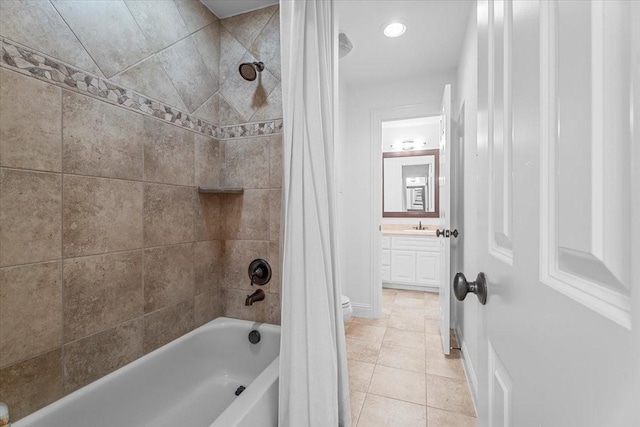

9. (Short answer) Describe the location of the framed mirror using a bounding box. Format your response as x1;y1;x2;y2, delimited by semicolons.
382;149;439;218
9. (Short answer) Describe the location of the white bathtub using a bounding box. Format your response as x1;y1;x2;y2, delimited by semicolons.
15;317;280;427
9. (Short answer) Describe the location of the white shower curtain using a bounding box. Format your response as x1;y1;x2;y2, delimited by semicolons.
278;1;350;426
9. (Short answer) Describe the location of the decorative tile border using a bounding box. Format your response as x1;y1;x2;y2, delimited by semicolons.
0;38;283;140
218;120;284;139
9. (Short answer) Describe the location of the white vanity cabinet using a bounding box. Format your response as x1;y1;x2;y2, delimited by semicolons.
381;233;442;290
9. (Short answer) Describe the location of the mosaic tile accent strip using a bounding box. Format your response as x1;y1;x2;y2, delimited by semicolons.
218;119;284;139
0;38;282;141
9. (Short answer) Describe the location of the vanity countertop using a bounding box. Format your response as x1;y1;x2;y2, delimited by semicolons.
381;229;437;236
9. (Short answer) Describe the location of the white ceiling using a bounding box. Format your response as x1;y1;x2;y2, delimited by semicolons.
200;0;278;19
337;0;473;85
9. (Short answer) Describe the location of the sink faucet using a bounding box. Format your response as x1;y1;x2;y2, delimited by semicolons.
245;289;265;306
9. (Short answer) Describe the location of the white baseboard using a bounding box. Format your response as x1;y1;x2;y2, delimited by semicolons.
382;283;439;293
455;327;478;414
351;303;372;318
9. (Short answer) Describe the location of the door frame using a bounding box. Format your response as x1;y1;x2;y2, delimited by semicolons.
370;103;442;317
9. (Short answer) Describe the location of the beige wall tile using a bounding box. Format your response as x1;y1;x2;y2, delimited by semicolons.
222;240;269;291
124;0;189;52
143;183;195;247
357;394;426;427
194;240;221;295
63;175;143;257
218;93;245;125
193;92;220;124
0;1;102;76
62;91;143;180
143;117;194;186
192;21;221;90
144;244;195;313
111;56;188;112
63;251;143;342
248;9;281;80
220;51;278;121
268;241;280;294
157;37;216;112
51;0;153;78
194;193;222;241
426;374;476;417
269;134;282;188
0;69;62;172
195;135;221;186
223;137;269;188
194;291;221;327
63;318;143;394
250;82;282;122
269;188;281;241
0;169;61;266
221;287;266;322
0;262;62;367
223;190;270;240
220;5;277;50
143;300;194;354
173;0;216;34
266;293;280;325
0;349;63;422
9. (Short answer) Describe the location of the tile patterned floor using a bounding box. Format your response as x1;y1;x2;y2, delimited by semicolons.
346;288;477;427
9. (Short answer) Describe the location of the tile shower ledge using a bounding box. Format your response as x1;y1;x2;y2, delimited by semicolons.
0;37;282;141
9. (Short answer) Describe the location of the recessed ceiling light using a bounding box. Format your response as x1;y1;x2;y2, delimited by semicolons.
383;22;406;38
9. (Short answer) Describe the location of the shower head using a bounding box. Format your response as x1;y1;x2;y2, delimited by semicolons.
239;61;265;81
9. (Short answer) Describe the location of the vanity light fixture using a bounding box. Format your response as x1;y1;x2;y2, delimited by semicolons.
402;140;414;150
383;21;406;38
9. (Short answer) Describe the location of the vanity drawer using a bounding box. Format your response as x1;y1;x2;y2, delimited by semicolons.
381;236;391;249
392;236;439;252
381;249;391;266
381;265;391;281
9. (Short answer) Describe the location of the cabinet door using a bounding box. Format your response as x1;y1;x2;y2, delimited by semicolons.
391;250;416;283
416;251;440;286
381;249;391;266
381;265;391;282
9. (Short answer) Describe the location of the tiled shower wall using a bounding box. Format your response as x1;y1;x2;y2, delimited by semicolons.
0;0;282;127
0;0;283;421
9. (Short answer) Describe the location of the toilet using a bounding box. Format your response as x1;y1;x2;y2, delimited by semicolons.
341;295;353;321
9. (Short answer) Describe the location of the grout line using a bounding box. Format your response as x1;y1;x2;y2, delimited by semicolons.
47;0;108;79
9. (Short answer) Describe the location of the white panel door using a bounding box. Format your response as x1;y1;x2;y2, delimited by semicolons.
438;84;452;355
416;252;439;286
473;1;639;426
390;250;416;283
